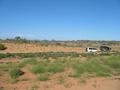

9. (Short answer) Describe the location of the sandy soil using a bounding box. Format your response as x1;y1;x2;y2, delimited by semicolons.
0;74;120;90
0;43;84;53
0;58;120;90
0;58;19;63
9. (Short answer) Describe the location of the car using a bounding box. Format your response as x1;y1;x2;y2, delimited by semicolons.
86;47;98;53
100;46;111;52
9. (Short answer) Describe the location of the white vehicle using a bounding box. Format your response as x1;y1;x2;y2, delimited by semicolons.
86;47;98;53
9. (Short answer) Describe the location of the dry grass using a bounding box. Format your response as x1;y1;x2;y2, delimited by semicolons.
0;53;120;90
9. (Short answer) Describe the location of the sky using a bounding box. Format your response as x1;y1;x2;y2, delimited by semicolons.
0;0;120;40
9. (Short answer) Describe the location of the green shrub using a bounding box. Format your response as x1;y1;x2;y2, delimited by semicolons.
9;68;24;79
18;58;38;68
31;60;65;74
81;53;96;57
31;64;46;74
48;62;65;73
96;71;111;77
0;52;80;59
0;44;7;50
0;53;15;59
102;56;120;74
73;60;111;77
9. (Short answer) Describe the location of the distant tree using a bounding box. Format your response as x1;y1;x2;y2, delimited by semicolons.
14;36;22;40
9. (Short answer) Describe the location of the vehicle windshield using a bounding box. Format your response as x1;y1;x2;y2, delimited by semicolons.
89;48;97;50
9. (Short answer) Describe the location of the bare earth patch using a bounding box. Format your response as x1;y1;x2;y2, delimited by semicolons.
0;43;84;53
0;58;19;63
0;75;120;90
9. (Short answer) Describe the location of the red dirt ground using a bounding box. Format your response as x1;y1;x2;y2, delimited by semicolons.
0;43;84;53
0;58;120;90
0;74;120;90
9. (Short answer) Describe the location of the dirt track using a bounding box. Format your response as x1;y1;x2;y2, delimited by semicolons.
0;43;84;53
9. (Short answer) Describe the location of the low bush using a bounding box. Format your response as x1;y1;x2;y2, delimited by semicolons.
9;68;24;79
103;56;120;74
0;52;80;59
31;64;46;74
0;44;7;50
18;58;38;68
48;65;64;73
73;60;112;77
48;62;65;73
31;60;65;74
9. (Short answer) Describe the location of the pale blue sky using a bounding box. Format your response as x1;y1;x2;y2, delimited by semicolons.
0;0;120;40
